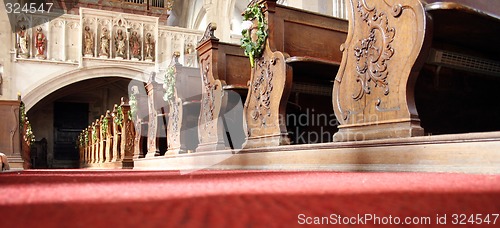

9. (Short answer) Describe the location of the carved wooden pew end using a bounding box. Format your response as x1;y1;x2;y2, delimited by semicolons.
196;23;251;152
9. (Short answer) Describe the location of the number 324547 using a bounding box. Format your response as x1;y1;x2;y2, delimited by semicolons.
5;3;53;14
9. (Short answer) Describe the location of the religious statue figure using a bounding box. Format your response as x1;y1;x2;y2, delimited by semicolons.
145;33;154;61
115;29;126;59
34;27;46;59
184;43;196;67
129;31;141;60
83;26;94;57
17;25;29;58
99;28;110;58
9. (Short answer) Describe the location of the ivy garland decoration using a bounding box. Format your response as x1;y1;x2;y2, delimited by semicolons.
240;3;268;68
101;117;108;138
92;124;97;143
114;105;123;128
163;65;176;102
19;102;35;146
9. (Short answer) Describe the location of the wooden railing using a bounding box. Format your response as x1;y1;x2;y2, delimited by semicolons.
78;98;136;168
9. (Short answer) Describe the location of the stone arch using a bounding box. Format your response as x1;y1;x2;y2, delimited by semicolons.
23;65;150;111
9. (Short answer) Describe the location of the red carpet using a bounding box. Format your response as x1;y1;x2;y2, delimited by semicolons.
1;170;500;227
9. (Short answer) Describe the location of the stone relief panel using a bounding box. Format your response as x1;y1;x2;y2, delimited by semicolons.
49;19;64;61
12;8;201;69
66;20;80;62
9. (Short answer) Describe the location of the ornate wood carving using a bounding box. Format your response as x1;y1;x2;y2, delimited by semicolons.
104;111;113;163
196;23;250;152
333;0;429;141
119;101;133;162
243;42;291;148
196;54;225;151
166;93;183;155
198;23;218;46
145;73;162;157
352;0;395;100
249;58;274;126
98;115;105;163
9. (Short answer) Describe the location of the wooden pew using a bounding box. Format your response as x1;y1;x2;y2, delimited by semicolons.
167;53;202;154
242;0;348;148
142;53;202;156
196;23;250;152
333;0;500;141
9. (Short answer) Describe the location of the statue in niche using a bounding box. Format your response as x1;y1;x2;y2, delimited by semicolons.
184;43;196;67
83;26;94;57
34;27;46;59
129;31;141;60
115;29;126;59
99;27;110;58
144;32;154;61
17;25;29;58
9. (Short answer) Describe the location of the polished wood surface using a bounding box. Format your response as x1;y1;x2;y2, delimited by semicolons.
196;23;250;152
0;101;21;158
243;0;348;148
333;0;500;141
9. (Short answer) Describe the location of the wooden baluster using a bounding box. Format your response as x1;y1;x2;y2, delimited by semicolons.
90;122;95;163
99;115;105;163
95;118;101;163
112;105;121;162
79;132;84;166
83;129;87;164
120;98;135;163
87;127;91;164
104;111;113;163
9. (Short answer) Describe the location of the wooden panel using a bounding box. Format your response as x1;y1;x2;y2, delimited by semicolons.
0;101;20;157
242;0;347;148
333;0;429;141
283;21;345;62
196;24;250;152
224;54;250;86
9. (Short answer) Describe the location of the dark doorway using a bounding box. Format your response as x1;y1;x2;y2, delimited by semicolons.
53;102;89;164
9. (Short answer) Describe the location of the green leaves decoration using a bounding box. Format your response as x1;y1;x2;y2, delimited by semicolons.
163;65;176;102
241;3;268;67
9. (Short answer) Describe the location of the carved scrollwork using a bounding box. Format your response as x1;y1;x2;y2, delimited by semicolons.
169;99;180;143
352;0;395;101
125;119;135;153
200;58;216;136
198;23;218;45
250;57;275;128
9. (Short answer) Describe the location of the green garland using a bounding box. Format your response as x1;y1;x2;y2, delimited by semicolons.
101;117;108;138
19;102;35;146
240;3;268;67
92;125;97;143
84;131;89;145
114;105;123;128
163;65;176;102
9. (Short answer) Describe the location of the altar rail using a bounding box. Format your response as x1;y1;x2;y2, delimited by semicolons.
78;98;135;168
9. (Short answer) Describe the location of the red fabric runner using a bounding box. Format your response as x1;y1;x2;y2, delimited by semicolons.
1;170;500;227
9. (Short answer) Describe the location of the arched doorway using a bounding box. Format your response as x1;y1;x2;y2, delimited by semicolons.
25;66;148;168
